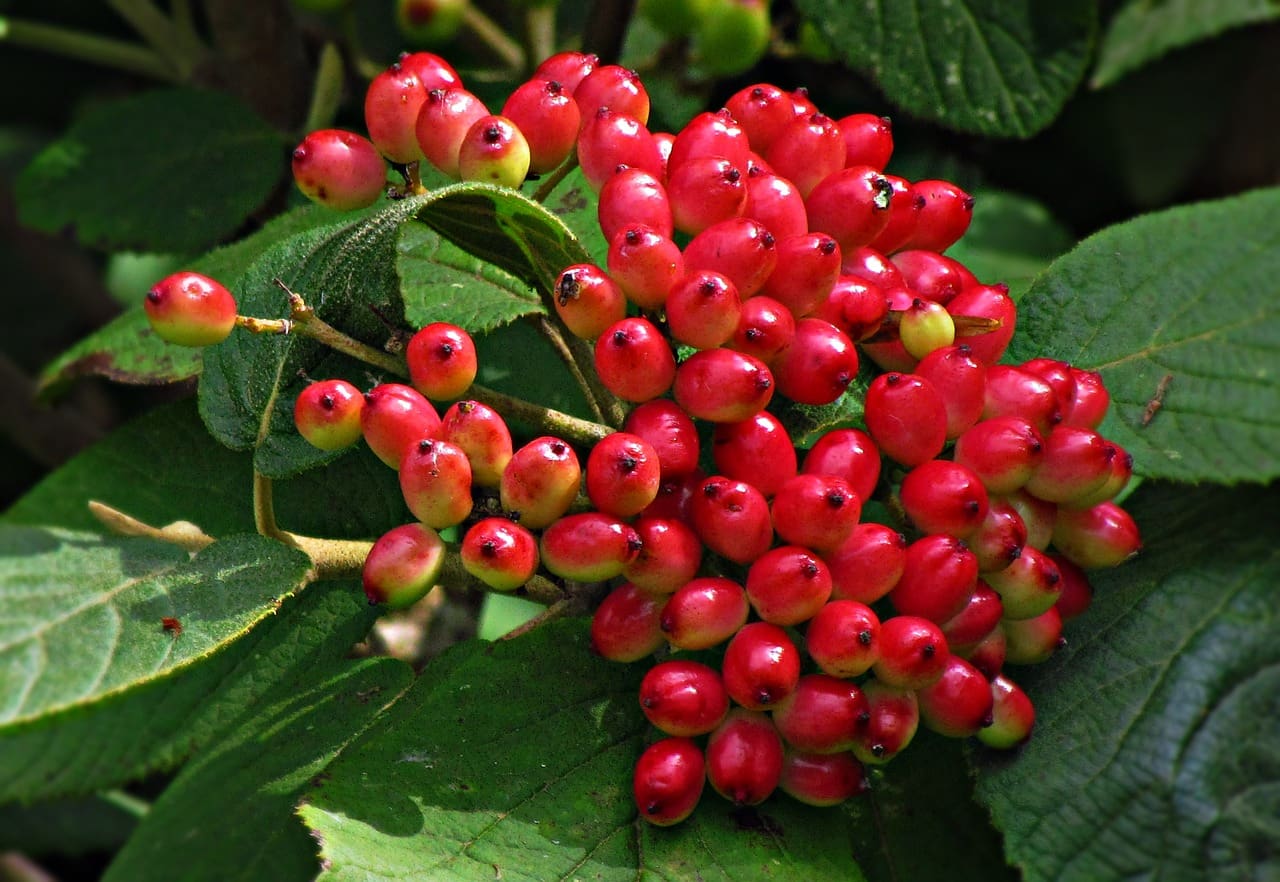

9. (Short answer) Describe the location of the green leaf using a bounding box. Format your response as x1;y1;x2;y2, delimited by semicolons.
0;793;140;856
299;620;646;881
543;165;609;267
975;483;1280;882
1092;0;1280;88
774;375;871;449
1008;187;1280;484
102;656;411;882
398;221;543;334
15;89;283;253
797;0;1096;137
5;398;406;542
0;576;381;805
475;319;595;428
37;203;371;397
946;190;1073;297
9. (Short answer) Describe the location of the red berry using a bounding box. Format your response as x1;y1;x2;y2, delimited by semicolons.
946;283;1016;366
501;78;580;174
607;226;683;310
766;113;846;198
599;169;672;243
1006;488;1057;551
573;64;649;123
1024;425;1114;504
660;576;750;650
773;318;859;405
623;517;703;594
594;317;677;403
499;435;581;529
745;545;833;626
406;322;477;401
361;522;446;608
759;233;841;318
977;674;1035;749
939;581;1004;652
728;295;797;364
553;263;626;340
623;399;701;478
1064;368;1110;429
873;615;950;690
667;155;747;235
360;383;442;470
1020;357;1078;414
399;438;474;528
533;51;598;94
295;379;365;452
838;113;893;171
1051;501;1141;569
438;400;513;487
866;175;923;255
914;344;987;439
144;271;238;347
805;166;894;253
689;476;774;564
1051;552;1094;620
823;523;907;604
725;83;794;155
917;655;994;738
842;245;905;289
772;674;869;753
779;751;867;807
1001;606;1064;666
541;512;641;582
590;582;666;662
899;459;991;539
291;129;386;211
817;274;888;342
395;51;461;91
634;737;705;827
984;545;1062;620
969;500;1030;573
415;88;489;179
673;348;774;423
577;108;663;192
744;170;808;239
639;661;730;737
802;428;881;503
805;599;881;679
586;432;661;518
953;416;1045;495
901;179;974;253
668;108;751;175
770;473;861;552
364;63;427;164
706;710;785;806
864;372;948;467
890;533;979;624
665;270;743;350
712;411;797;498
682;217;778;299
721;622;802;711
460;517;539;591
852;680;920;764
890;249;976;306
962;627;1008;680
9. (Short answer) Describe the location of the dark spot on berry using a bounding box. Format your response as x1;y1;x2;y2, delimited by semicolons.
702;482;720;498
747;164;765;178
1046;569;1061;587
620;455;638;472
745;328;763;341
459;400;475;413
858;630;873;645
750;86;764;98
317;186;328;199
727;503;743;513
549;440;567;455
964;499;981;515
802;560;819;577
418;439;434;453
870;743;885;757
700;279;718;296
981;712;994;727
146;289;163;304
819;237;837;255
320;393;336;410
761;231;775;249
546;80;563;94
612;328;629;346
826;490;846;508
438;342;455;359
428;88;445;103
756;374;772;392
483;124;503;143
886;373;903;386
624;228;642;245
646;802;660;815
556;271;580;306
726;168;741;183
481;539;498;557
756;688;776;705
963;196;976;212
913;194;927;210
922;643;936;658
641;696;655;708
628;535;644;553
995;283;1010;295
292;147;307;161
858;710;872;724
957;343;972;356
1055;636;1068;649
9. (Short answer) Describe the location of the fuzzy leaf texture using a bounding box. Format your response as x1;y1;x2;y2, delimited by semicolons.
101;656;411;882
1008;187;1280;484
15;88;282;253
975;483;1280;882
1091;0;1280;88
796;0;1096;137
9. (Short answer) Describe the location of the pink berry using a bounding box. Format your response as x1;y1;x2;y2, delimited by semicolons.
985;545;1062;620
364;63;428;164
873;615;950;690
681;217;778;299
728;295;797;364
500;78;580;174
706;710;784;806
863;372;948;467
947;283;1016;366
585;432;661;518
852;680;919;764
773;318;859;405
1051;501;1142;569
725;83;794;155
415;88;489;179
660;576;750;651
889;533;979;624
766;113;846;198
533;51;598;94
590;582;666;662
939;581;1005;652
838;113;893;170
823;523;907;604
914;344;987;439
406;322;477;401
540;512;641;582
745;545;833;626
594;317;677;403
953;416;1045;495
438;400;513;488
598;169;672;243
901;179;974;253
144;270;238;347
711;411;797;498
689;476;774;564
673;348;774;423
805;166;894;253
917;655;994;737
573;64;649;123
361;522;446;608
665;270;742;350
805;599;881;679
759;233;842;318
772;674;869;753
553;263;626;340
294;378;365;451
721;622;802;711
899;459;990;539
623;517;703;594
360;383;442;470
576;108;663;192
639;661;730;737
499;435;581;529
399;438;473;528
622;399;701;478
460;517;539;591
607;226;683;309
291;129;386;211
1001;606;1064;666
667;155;747;235
770;473;861;552
779;751;867;807
743;169;808;239
802;427;881;503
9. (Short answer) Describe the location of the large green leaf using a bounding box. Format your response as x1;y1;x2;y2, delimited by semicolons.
797;0;1096;137
543;165;609;267
102;656;411;882
15;88;283;253
1008;188;1280;484
946;189;1073;297
0;576;381;805
975;483;1280;882
298;620;646;882
4;398;406;542
0;794;140;856
1092;0;1280;89
37;203;373;396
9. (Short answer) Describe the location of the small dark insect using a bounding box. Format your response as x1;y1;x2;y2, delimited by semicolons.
161;617;183;637
1142;373;1174;427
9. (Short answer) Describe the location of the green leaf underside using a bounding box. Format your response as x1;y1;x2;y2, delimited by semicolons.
544;165;609;267
1009;187;1280;484
300;620;913;881
945;190;1073;297
102;656;411;882
0;579;381;805
1092;0;1280;89
398;221;543;334
37;203;373;396
797;0;1095;137
975;483;1280;882
15;88;282;254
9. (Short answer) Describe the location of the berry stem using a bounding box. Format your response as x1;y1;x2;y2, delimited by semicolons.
301;42;346;136
500;597;572;641
468;384;614;444
523;5;557;74
107;0;207;79
89;500;215;553
461;4;525;73
529;314;626;428
531;153;580;204
0;16;177;81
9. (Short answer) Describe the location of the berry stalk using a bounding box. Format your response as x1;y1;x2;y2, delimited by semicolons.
0;15;177;81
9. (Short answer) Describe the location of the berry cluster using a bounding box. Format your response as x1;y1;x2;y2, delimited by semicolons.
143;50;1142;829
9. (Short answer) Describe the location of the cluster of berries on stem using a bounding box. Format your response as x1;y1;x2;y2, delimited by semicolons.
142;49;1142;828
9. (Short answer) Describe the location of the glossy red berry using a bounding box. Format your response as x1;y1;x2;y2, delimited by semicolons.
745;545;833;626
852;680;920;765
901;179;974;253
623;517;703;594
577;108;663;192
674;348;774;423
866;174;923;255
599;170;672;243
977;674;1035;749
460;517;539;591
665;270;742;350
705;710;785;806
817;274;888;342
766;113;846;198
773;318;859;406
399;438;474;528
805;166;894;253
914;344;987;439
291;129;386;211
594;317;677;403
586;432;661;518
899;459;990;539
1051;501;1142;569
802;427;881;503
725;83;794;155
946;283;1017;366
364;63;427;164
573;64;649;123
917;655;994;738
533;51;598;94
744;170;808;240
406;322;477;401
969;500;1029;573
889;533;979;624
668;108;751;173
759;233;841;318
1051;552;1094;620
590;582;666;662
842;245;905;289
1024;425;1114;504
939;581;1004;652
873;615;950;690
890;249;975;306
682;217;777;299
553;263;626;340
360;383;442;470
838;113;893;170
540;513;641;582
805;599;881;678
721;622;802;711
1006;488;1057;551
361;522;446;608
984;545;1062;620
779;750;867;807
294;379;365;452
1064;368;1110;429
689;476;774;564
711;411;797;498
863;372;948;467
772;674;868;753
770;473;861;552
438;400;513;487
667;155;747;235
395;51;461;91
660;576;750;651
144;271;238;347
962;626;1008;680
623;399;700;479
415;88;489;179
639;661;730;737
500;78;580;174
634;737;705;827
607;226;683;310
499;435;581;529
953;416;1045;495
729;295;797;364
823;522;907;604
